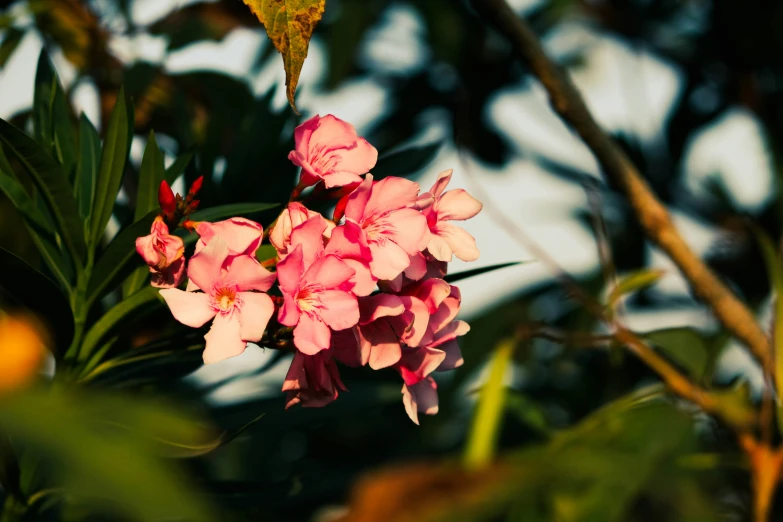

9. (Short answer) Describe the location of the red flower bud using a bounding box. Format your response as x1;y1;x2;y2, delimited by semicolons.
188;176;204;196
158;181;176;215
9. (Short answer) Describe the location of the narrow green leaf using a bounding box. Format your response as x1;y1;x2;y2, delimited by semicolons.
0;167;55;237
752;227;783;433
79;286;160;361
32;50;76;176
0;247;74;358
188;202;280;222
444;261;525;283
87;210;157;308
90;86;131;247
0;27;23;68
164;151;193;185
74;114;100;223
123;132;165;297
0;118;85;266
607;268;665;306
373;142;442;180
464;338;515;469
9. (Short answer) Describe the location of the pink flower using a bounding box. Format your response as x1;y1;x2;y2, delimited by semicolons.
277;244;360;355
343;175;430;280
397;319;468;424
419;169;482;262
159;237;276;364
323;222;376;296
283;351;346;409
385;251;447;293
269;202;334;258
288;114;378;190
194;217;263;257
135;216;186;288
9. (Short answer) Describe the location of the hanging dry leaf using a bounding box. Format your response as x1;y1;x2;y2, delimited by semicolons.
242;0;326;112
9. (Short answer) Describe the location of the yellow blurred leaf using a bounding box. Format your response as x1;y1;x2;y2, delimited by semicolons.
242;0;326;112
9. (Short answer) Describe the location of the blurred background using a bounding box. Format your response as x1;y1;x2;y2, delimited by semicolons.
1;0;782;520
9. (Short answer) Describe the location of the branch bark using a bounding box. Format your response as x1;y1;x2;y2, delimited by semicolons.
470;0;772;375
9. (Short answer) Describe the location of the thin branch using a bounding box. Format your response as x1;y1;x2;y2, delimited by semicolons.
469;0;772;376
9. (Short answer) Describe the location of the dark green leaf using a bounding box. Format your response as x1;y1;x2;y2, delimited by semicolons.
0;247;74;358
0;27;23;68
188;202;280;222
164;151;193;185
32;50;76;177
74;114;100;223
79;286;161;362
87;210;157;307
123;132;165;297
90;86;131;247
0;118;85;266
644;328;709;380
0;166;55;237
372;142;442;180
444;261;525;283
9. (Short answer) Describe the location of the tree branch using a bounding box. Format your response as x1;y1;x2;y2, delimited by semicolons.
469;0;772;375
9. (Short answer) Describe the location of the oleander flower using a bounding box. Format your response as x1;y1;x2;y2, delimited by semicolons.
418;169;482;262
288;114;377;190
135;216;185;288
160;237;275;364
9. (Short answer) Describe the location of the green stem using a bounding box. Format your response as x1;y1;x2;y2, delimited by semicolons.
463;338;516;469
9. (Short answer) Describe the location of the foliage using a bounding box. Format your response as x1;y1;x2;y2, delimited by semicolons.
1;0;783;520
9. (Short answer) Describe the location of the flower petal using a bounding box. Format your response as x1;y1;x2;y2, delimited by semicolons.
239;292;275;341
368;239;411;280
434;222;480;262
289;216;327;266
372;208;429;256
203;312;246;364
228;255;276;291
317;290;359;331
276;244;305;295
159;289;215;327
437;188;483;221
344;175;373;223
293;314;331;355
359;294;405;323
364;177;420;219
278;294;301;327
322;171;363;189
188;236;230;291
302;255;355;290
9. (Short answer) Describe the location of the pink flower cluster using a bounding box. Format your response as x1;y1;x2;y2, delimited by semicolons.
136;114;482;424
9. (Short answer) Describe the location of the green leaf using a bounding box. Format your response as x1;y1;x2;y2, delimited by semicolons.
188;202;279;222
90;86;131;247
255;243;277;263
464;338;515;469
79;286;161;362
32;50;76;177
0;27;23;68
0;167;55;237
0;388;218;521
607;268;665;306
0;118;85;267
241;0;326;112
87;210;158;308
444;262;525;283
164;151;193;185
505;391;551;436
74;114;100;223
752;227;783;433
644;328;709;380
123;132;165;297
0;247;74;358
372;142;442;180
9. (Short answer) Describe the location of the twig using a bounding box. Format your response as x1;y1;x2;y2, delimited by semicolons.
469;0;772;376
